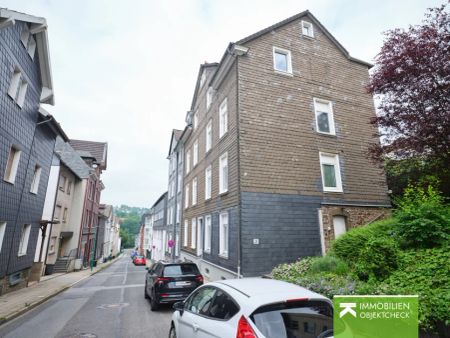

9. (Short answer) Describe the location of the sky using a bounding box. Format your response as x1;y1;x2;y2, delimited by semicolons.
0;0;444;208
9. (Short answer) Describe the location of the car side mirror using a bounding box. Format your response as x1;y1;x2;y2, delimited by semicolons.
145;267;149;271
173;301;185;316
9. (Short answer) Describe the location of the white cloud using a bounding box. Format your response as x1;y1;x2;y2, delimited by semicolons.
0;0;443;206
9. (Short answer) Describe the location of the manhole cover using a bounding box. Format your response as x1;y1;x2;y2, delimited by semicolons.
96;302;129;310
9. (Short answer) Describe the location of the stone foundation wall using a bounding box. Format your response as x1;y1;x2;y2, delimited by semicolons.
0;269;30;296
320;205;391;253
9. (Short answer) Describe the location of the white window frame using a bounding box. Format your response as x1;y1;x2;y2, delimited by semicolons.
204;215;211;254
196;217;203;256
219;212;229;258
193;110;199;130
8;68;28;108
313;98;335;135
176;202;181;223
206;87;213;110
30;165;42;194
301;20;314;38
219;98;228;138
319;152;343;192
206;119;212;152
219;152;228;194
0;222;6;254
186;149;191;174
192;177;198;206
200;71;206;88
193;140;198;166
205;165;212;200
4;146;21;184
191;218;197;249
273;47;293;75
18;224;31;256
185;184;189;209
183;220;188;246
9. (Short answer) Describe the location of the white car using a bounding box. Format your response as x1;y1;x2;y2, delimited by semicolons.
169;277;334;338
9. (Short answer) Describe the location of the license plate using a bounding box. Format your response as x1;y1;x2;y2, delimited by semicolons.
175;281;191;286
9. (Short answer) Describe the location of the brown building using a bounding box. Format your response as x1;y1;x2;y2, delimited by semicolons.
179;10;390;280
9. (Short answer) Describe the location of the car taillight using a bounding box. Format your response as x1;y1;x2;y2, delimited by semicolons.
195;275;204;283
156;277;170;285
236;315;257;338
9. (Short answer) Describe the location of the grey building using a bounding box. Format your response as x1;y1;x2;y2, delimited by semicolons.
150;192;168;261
0;9;67;294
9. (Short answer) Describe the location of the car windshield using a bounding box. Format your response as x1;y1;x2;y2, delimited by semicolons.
251;300;333;338
163;264;199;277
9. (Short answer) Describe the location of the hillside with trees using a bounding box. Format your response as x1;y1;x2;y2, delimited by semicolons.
115;205;148;248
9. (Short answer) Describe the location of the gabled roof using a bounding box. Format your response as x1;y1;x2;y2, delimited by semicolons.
0;8;55;105
190;62;219;111
54;137;91;179
167;129;183;157
69;139;108;170
151;191;168;209
236;10;372;68
38;106;68;142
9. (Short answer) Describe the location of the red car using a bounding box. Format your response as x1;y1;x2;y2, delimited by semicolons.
133;256;146;266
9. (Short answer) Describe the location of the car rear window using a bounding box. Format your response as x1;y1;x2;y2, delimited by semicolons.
163;264;200;277
251;300;333;338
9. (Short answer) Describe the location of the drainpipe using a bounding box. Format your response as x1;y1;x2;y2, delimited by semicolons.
235;53;242;278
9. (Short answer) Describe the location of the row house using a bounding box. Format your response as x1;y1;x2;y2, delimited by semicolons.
179;10;390;280
68;139;108;267
98;204;113;260
150;192;168;261
0;9;67;293
141;212;153;258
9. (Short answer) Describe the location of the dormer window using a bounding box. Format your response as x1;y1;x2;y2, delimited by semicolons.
302;21;314;38
206;87;213;110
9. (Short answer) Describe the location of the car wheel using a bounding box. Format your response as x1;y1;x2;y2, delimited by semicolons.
144;284;149;299
150;292;159;311
169;325;177;338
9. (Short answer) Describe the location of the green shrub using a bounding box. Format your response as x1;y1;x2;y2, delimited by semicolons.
331;219;396;264
395;184;450;248
353;237;399;281
309;256;349;275
272;257;314;282
291;273;360;299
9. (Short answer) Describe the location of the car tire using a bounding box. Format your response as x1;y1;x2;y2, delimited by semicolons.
144;284;149;299
169;325;177;338
150;293;159;311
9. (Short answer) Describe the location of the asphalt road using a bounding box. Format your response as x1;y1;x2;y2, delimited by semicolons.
0;254;173;338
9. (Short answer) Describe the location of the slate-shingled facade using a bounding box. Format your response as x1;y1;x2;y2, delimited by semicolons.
0;9;66;293
180;11;390;280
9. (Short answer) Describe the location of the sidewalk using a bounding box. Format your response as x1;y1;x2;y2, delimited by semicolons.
0;256;120;326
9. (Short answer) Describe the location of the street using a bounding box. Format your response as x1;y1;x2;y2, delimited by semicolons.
0;255;173;338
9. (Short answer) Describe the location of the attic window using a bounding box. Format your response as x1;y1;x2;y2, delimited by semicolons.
302;21;314;38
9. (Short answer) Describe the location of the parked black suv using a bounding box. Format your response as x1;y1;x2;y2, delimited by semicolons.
145;261;203;311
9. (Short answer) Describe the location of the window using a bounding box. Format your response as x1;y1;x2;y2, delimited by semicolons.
314;98;335;135
183;220;188;246
185;287;217;316
67;180;72;195
7;68;28;108
204;215;211;253
192;177;198;206
18;224;31;256
301;20;314;38
20;29;30;47
208;289;239;320
27;35;36;59
207;87;213;110
319;153;343;192
0;222;6;254
191;218;197;249
333;216;347;238
205;165;212;200
206;119;212;152
177;172;181;192
219;212;229;258
193;140;198;166
59;175;66;191
193;110;199;130
63;208;68;223
273;47;292;74
219;98;228;138
30;165;42;194
219;152;228;194
54;205;62;220
186;150;191;174
20;28;36;59
185;184;189;209
4;146;21;184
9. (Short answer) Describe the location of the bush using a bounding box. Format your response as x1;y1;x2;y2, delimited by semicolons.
289;274;360;299
395;185;450;248
353;236;399;281
309;256;349;275
272;257;314;282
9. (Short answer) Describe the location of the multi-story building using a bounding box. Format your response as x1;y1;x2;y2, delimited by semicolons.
180;11;390;280
0;9;67;293
142;212;153;259
150;192;168;261
98;204;113;259
69;139;108;267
